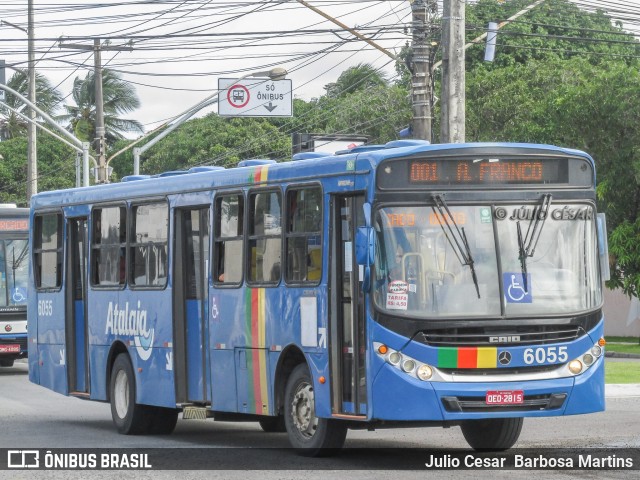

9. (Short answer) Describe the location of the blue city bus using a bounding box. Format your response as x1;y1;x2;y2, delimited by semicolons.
0;205;30;368
28;140;608;454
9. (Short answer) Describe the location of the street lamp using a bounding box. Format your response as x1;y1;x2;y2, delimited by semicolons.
116;67;288;176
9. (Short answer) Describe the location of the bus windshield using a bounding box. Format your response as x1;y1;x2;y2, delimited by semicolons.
374;203;601;318
0;238;29;307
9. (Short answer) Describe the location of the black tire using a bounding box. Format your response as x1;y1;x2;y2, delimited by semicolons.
460;417;523;451
284;364;347;456
109;353;151;435
147;407;179;435
0;358;14;367
258;415;286;433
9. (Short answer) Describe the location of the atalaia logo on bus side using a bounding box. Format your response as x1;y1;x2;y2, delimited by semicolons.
105;301;155;361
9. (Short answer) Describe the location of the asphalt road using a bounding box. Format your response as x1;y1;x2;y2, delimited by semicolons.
1;359;639;480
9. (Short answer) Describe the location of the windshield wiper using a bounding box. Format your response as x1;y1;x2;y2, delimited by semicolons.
516;221;529;292
432;194;480;299
517;194;553;292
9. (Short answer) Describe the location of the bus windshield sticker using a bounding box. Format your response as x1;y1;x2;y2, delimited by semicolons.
504;273;533;303
300;297;318;348
388;280;408;294
386;293;408;310
480;207;492;223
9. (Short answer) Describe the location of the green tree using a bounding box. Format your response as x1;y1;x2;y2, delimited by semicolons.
136;114;290;175
0;70;63;140
466;0;639;70
0;133;77;205
58;69;143;145
324;63;389;98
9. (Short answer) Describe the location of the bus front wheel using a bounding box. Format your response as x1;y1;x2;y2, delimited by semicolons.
258;415;286;432
460;417;523;451
284;364;347;456
109;353;150;435
0;359;14;367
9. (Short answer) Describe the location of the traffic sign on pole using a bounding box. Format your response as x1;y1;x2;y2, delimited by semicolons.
218;77;292;117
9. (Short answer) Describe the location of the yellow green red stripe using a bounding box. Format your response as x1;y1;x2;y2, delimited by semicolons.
437;347;497;369
250;165;270;184
245;288;269;414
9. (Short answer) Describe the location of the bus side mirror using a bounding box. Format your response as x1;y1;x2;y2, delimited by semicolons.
355;227;375;266
356;203;375;292
597;213;610;282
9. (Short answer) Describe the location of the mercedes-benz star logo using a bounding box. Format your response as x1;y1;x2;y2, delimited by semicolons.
4;324;11;332
498;351;512;366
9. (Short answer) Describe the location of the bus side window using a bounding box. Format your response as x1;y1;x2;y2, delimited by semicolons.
33;214;63;290
285;186;322;284
248;190;282;285
91;206;126;288
214;193;244;285
129;202;168;288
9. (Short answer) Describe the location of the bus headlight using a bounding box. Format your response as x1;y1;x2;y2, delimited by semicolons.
374;342;437;382
417;364;433;381
568;360;583;374
566;341;604;376
402;359;416;373
389;352;401;366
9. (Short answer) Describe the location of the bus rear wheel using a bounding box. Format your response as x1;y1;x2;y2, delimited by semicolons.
0;359;14;367
460;417;523;451
109;353;151;435
284;364;347;456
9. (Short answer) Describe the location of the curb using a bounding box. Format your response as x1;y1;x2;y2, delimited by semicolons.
606;383;640;397
605;351;640;359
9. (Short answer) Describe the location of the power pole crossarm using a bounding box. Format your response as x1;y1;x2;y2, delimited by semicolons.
295;0;396;61
59;39;133;183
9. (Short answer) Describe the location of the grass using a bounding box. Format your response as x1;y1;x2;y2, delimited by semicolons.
605;336;640;355
605;361;640;384
606;336;640;344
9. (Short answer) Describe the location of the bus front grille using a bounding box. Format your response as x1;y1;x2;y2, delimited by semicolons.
420;325;584;347
441;393;567;413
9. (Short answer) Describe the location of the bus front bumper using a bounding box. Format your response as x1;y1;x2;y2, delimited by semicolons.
371;356;604;421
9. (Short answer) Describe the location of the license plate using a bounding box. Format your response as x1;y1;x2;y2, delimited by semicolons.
0;344;20;354
486;390;524;405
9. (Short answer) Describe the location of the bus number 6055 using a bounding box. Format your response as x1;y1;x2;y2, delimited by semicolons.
523;346;568;365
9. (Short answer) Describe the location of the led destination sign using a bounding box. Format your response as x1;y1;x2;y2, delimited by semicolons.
377;155;594;190
409;159;564;185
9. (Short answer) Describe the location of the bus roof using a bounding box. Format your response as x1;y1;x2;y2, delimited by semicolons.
30;141;594;209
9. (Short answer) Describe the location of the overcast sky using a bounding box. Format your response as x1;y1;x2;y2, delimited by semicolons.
0;0;413;132
0;1;637;136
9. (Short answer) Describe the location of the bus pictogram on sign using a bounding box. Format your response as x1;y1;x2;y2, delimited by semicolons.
227;85;250;108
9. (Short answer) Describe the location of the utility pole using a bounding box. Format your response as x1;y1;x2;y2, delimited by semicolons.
93;39;108;183
410;0;438;142
27;0;36;202
58;38;132;183
440;0;466;143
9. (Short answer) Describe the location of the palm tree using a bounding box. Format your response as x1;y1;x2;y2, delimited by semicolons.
0;70;63;140
324;63;389;98
58;69;143;145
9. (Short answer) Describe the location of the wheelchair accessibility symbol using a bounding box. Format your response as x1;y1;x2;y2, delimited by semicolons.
503;273;532;303
11;287;27;304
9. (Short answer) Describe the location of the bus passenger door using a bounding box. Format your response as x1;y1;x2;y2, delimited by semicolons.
65;217;89;395
173;208;211;404
329;194;368;417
